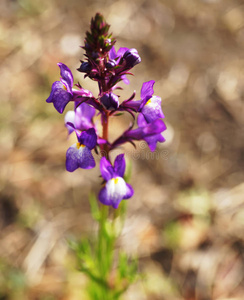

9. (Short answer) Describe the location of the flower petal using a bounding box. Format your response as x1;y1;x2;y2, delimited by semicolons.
109;46;117;60
141;95;164;123
58;63;73;92
117;47;129;57
66;144;95;171
124;183;134;199
46;81;72;114
98;187;112;206
79;128;97;149
140;80;155;105
66;145;80;172
114;154;126;177
100;157;114;181
144;133;165;151
77;146;96;169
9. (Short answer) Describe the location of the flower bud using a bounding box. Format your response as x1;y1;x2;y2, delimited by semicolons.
100;93;119;110
106;59;117;69
123;48;141;69
77;62;92;73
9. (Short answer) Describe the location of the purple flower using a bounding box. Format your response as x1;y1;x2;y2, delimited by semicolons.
141;95;164;123
120;80;164;123
100;93;119;110
66;127;97;172
137;113;166;151
99;154;133;209
120;80;154;112
139;81;164;123
112;117;166;151
46;63;74;114
65;102;96;134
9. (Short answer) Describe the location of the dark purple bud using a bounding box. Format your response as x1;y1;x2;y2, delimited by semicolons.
123;48;141;69
91;51;100;59
106;59;117;69
77;62;92;73
100;93;119;110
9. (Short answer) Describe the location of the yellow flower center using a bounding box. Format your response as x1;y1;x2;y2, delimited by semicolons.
112;177;119;184
63;84;67;91
146;98;152;105
76;143;85;149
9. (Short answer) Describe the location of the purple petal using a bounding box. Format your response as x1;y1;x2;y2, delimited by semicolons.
121;99;142;112
124;183;134;199
78;146;96;169
66;146;79;172
46;81;72;114
137;113;147;127
75;103;95;131
73;88;94;99
125;115;166;141
79;128;97;149
140;80;155;105
137;114;166;151
100;157;114;181
58;63;73;92
144;133;166;151
117;47;129;57
114;154;126;177
121;74;130;85
109;46;117;60
138;114;167;133
66;144;95;172
98;187;112;206
141;95;164;123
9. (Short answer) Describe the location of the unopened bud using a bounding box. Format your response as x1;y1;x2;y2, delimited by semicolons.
123;48;141;69
100;93;119;110
77;62;92;73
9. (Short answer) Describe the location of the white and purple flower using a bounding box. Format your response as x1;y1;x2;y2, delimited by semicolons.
121;80;164;122
99;154;133;209
65;102;96;134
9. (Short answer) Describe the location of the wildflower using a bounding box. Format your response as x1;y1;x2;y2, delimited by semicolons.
46;13;167;209
46;63;74;113
121;80;164;122
112;117;166;151
99;154;133;209
66;127;97;171
65;102;96;134
137;113;166;151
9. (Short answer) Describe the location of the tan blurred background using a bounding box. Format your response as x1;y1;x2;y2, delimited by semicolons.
1;0;244;299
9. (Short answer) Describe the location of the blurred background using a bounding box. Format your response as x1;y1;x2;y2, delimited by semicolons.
1;0;244;299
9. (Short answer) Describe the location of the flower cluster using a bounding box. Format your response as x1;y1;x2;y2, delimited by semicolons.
46;13;166;209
